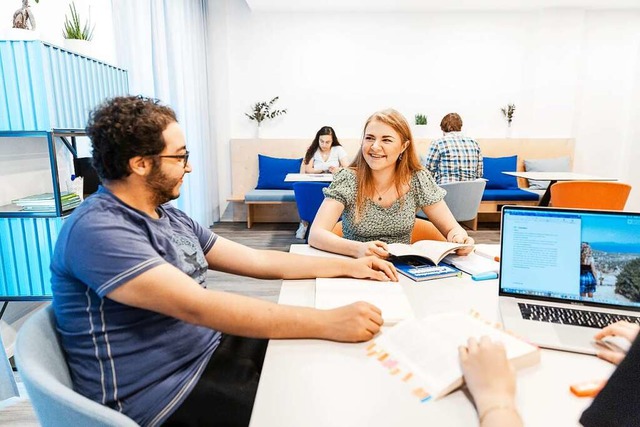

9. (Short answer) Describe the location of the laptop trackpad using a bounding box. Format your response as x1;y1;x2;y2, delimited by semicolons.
554;325;598;354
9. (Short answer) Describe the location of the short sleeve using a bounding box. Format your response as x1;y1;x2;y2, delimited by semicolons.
336;146;348;160
413;169;446;207
323;168;356;207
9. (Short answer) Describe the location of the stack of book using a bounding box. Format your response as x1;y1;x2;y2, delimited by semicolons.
12;192;82;212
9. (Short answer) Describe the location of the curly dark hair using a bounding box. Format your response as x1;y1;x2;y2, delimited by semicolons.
304;126;341;165
86;95;178;181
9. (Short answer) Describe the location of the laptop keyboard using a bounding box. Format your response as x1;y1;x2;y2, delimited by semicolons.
518;303;640;329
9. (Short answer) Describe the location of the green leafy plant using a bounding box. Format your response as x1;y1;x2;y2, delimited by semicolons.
62;2;94;41
414;114;428;126
501;104;516;127
245;97;287;125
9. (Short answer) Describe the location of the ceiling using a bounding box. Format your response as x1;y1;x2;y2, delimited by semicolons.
245;0;640;12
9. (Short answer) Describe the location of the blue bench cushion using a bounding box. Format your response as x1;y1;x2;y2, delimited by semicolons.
482;188;540;201
245;189;296;202
256;155;303;190
483;156;518;189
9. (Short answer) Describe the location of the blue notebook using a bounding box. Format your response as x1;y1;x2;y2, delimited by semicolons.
391;256;460;282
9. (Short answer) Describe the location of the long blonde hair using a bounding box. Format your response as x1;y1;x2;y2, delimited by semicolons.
350;109;423;220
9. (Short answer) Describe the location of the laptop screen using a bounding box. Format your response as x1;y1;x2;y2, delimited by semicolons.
500;206;640;310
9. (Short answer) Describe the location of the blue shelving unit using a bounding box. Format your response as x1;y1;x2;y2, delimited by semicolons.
0;40;129;300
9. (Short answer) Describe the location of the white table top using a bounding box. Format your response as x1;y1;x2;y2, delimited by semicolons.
503;171;617;181
284;173;333;182
249;245;615;427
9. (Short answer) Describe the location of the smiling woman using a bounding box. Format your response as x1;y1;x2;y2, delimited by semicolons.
308;108;475;259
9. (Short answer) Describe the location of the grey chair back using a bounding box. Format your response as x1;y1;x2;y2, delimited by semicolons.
418;179;486;230
15;306;138;427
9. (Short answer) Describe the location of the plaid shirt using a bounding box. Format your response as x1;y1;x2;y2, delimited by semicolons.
424;132;483;184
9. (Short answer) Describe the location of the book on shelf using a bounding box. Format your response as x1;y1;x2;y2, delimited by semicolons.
392;256;460;282
368;312;540;400
315;278;414;325
387;240;473;266
13;192;82;211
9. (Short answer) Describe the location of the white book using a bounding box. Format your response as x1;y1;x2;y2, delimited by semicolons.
444;252;500;276
372;312;540;399
315;278;414;325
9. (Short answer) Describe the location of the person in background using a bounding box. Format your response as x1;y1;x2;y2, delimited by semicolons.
51;96;397;427
302;126;349;174
424;112;483;184
459;321;640;427
308;108;474;259
296;126;349;238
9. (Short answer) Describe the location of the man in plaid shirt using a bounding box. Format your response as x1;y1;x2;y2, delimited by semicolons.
424;113;483;184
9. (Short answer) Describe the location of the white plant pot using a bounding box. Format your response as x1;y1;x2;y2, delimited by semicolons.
63;39;94;59
412;125;428;140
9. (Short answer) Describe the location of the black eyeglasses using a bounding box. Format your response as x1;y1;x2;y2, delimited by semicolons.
156;150;190;167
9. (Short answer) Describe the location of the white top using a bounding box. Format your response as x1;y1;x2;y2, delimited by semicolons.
311;146;348;172
249;244;615;427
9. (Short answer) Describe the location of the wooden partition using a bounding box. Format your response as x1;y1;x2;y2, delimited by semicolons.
225;138;574;224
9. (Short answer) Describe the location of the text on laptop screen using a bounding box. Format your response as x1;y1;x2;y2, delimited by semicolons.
500;208;640;308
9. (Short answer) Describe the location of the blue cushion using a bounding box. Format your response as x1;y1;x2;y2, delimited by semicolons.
256;155;303;190
482;188;540;201
483;156;518;189
245;189;295;202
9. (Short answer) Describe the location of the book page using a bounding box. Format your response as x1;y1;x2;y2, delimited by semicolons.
315;278;414;324
374;313;538;398
444;252;500;276
388;240;471;265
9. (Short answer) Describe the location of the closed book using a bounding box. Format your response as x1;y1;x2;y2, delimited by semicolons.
392;256;460;282
369;312;540;400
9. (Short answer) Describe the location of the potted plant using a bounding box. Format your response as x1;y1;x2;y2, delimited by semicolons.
245;96;287;138
62;2;95;58
412;113;428;139
501;103;516;138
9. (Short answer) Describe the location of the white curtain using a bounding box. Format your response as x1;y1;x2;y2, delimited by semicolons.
110;0;219;226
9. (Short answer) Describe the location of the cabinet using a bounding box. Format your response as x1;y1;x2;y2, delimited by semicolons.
0;40;129;300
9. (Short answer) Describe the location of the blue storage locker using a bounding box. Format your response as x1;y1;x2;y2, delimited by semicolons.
0;40;129;131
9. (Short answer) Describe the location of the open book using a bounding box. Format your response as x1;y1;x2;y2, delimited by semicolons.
315;278;414;325
387;240;473;266
368;312;540;400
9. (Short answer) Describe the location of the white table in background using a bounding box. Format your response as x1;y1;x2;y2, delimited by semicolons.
249;244;615;427
503;171;617;206
284;173;333;182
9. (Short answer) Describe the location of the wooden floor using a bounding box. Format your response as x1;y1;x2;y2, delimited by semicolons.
0;221;500;425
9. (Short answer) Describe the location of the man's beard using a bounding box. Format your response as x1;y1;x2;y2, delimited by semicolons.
145;160;183;206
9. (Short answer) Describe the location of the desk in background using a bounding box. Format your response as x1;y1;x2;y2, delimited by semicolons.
250;244;615;427
503;172;617;206
284;173;333;182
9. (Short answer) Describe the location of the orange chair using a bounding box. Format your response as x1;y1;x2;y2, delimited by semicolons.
331;218;446;243
550;181;631;210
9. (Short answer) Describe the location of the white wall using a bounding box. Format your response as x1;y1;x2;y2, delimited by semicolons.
0;0;116;64
215;2;640;211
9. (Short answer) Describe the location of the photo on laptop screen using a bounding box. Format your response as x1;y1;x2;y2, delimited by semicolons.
500;207;640;309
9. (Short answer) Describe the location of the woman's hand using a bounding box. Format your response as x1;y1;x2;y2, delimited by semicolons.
357;241;390;259
594;321;640;365
328;166;341;174
451;233;475;256
459;337;518;418
347;256;398;282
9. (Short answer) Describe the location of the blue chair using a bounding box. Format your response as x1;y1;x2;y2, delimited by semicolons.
15;306;138;427
293;181;330;241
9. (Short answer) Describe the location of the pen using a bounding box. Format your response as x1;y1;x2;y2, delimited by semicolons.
474;250;500;262
471;272;499;281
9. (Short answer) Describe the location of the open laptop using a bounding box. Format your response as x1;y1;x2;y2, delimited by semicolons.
498;205;640;354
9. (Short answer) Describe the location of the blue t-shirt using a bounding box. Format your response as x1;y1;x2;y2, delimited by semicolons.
51;187;221;426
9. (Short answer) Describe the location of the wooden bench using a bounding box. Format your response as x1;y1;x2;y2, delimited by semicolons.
224;138;574;226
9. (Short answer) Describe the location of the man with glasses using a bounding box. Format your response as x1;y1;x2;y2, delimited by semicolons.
50;96;397;426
